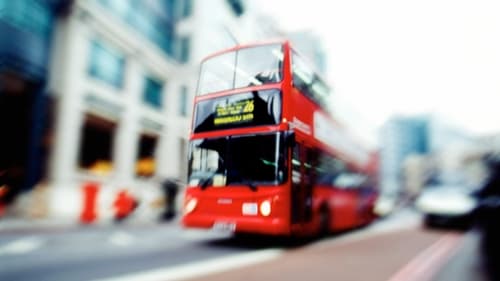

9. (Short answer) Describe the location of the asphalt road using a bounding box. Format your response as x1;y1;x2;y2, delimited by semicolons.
0;222;236;281
183;216;465;281
0;209;487;281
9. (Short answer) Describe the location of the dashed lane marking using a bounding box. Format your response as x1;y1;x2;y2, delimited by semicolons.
108;231;136;247
0;237;45;255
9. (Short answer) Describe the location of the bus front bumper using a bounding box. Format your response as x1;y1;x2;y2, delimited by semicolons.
182;214;290;236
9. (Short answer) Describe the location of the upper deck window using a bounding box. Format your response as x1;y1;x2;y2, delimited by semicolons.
292;51;331;110
197;44;283;95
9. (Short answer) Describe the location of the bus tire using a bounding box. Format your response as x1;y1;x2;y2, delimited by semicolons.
318;205;330;237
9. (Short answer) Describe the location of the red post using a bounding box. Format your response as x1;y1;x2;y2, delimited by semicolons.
80;182;99;224
113;190;137;221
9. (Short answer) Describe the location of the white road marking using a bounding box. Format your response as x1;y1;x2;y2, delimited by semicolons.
0;237;44;255
91;248;284;281
387;233;463;281
108;231;135;247
180;229;232;241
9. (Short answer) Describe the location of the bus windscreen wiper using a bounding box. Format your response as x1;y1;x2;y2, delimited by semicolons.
246;182;258;192
199;173;216;190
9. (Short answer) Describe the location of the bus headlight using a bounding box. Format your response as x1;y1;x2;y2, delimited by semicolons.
184;198;198;214
260;200;271;216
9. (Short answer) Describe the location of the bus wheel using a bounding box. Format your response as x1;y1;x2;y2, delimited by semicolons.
318;205;330;237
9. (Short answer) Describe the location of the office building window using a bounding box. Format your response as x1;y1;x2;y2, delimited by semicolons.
226;0;244;17
180;0;192;18
78;114;116;176
143;76;164;109
88;40;125;88
136;133;158;178
179;86;189;117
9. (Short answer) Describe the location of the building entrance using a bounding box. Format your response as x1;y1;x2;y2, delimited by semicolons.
0;73;51;205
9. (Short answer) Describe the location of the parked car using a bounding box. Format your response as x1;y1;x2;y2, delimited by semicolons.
415;184;478;229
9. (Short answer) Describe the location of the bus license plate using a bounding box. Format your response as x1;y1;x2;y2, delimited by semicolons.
213;222;236;232
242;203;258;215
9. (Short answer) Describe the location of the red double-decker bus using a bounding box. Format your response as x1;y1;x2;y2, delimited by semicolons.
182;40;379;237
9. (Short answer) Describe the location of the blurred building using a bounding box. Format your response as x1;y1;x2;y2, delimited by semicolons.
288;31;327;75
184;0;283;63
1;0;284;221
379;114;498;199
439;129;499;190
0;0;69;204
402;154;435;198
379;116;430;196
427;117;476;185
473;133;500;184
478;133;500;155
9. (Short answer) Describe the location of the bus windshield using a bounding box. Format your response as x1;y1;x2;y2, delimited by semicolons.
197;44;284;95
188;132;287;188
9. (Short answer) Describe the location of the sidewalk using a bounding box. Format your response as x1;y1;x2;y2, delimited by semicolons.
0;212;181;234
0;184;183;233
0;208;93;234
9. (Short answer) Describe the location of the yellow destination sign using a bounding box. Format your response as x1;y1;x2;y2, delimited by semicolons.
214;99;254;125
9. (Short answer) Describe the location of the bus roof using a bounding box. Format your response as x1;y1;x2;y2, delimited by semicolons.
200;39;290;62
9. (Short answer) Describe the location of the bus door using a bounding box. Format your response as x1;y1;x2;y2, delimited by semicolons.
291;143;314;224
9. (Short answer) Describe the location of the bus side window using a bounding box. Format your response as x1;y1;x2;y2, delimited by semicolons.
291;144;301;184
292;53;314;97
316;152;346;188
304;148;317;185
334;172;366;190
291;51;331;110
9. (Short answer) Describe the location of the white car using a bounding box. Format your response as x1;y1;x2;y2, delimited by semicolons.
415;185;478;228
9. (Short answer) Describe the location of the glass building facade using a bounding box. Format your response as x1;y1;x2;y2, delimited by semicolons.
0;0;64;79
96;0;191;63
380;117;430;195
0;0;52;37
0;0;66;193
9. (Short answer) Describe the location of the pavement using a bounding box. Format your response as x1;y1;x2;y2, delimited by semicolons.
0;212;181;234
176;212;480;281
0;217;71;233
